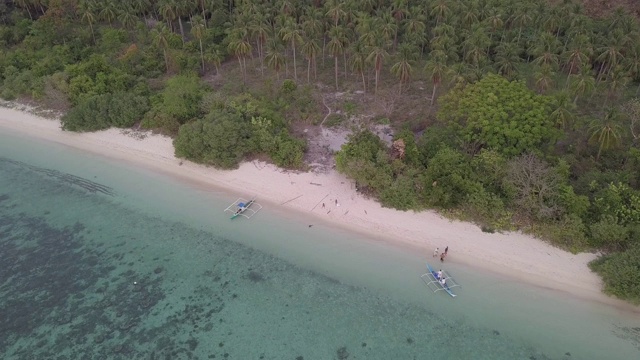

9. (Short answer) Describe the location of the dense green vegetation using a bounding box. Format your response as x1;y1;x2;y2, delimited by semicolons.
0;0;639;303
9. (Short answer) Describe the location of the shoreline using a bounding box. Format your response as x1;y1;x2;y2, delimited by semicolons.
1;104;638;313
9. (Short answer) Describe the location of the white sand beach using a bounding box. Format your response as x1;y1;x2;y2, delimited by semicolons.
0;104;636;311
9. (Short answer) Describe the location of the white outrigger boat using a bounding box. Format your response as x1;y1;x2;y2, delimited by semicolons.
421;263;460;298
224;197;262;219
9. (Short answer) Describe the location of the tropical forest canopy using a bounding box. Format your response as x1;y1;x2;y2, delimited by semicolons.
0;0;639;303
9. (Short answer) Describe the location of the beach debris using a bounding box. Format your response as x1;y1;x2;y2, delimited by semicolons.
280;194;303;205
311;193;329;211
310;182;322;186
308;225;313;228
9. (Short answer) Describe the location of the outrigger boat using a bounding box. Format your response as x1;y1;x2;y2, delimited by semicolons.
224;197;262;219
420;263;460;298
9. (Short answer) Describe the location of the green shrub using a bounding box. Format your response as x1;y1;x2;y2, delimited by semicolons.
269;132;306;169
379;173;419;210
281;79;297;94
437;74;557;157
534;214;588;253
588;215;630;250
589;244;640;304
61;92;149;132
423;147;477;208
173;111;251;169
1;88;16;100
336;130;394;194
324;113;345;127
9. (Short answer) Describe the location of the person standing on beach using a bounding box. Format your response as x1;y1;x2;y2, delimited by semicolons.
444;246;448;255
433;247;439;257
440;252;445;262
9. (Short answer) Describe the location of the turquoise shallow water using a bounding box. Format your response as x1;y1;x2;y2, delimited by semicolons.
1;129;639;360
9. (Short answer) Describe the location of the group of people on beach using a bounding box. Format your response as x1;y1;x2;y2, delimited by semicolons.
433;246;449;262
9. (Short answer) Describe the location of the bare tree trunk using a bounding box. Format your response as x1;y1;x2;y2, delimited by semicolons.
313;56;317;79
199;39;205;73
431;83;437;105
343;52;347;80
361;71;366;93
334;56;339;90
292;41;297;81
178;18;185;39
164;49;169;73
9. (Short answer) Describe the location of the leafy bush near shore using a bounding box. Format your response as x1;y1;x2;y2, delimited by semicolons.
61;92;149;132
589;244;640;304
173;94;306;169
141;74;210;134
174;110;251;169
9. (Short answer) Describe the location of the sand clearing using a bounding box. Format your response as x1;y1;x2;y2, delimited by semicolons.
0;105;635;310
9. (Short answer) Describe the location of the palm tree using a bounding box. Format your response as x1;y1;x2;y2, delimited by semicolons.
324;0;346;27
118;5;139;29
484;8;503;36
562;34;592;86
78;0;97;44
596;30;626;82
424;58;447;105
462;25;491;68
157;0;181;34
327;25;346;90
205;47;222;75
460;3;479;29
543;7;563;39
227;28;252;83
151;23;172;73
606;66;631;102
379;13;398;47
279;17;303;81
301;37;321;83
249;13;271;78
349;40;368;92
191;15;206;72
549;91;576;129
589;107;625;160
301;7;324;38
100;0;118;26
366;39;389;95
569;65;596;104
390;0;408;49
510;6;533;44
355;12;376;46
390;43;416;94
494;42;521;80
531;32;560;70
265;39;286;82
625;43;640;95
131;0;152;21
534;64;554;94
430;0;451;26
448;62;473;86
